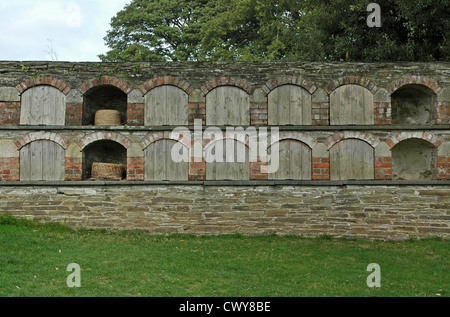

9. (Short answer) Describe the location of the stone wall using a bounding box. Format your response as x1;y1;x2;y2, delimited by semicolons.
0;184;448;240
0;61;449;239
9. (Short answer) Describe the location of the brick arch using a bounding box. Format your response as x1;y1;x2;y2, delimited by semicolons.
139;76;194;95
79;76;132;95
15;132;69;150
386;76;443;95
78;132;132;150
386;132;443;149
201;77;253;95
262;75;317;95
139;132;191;150
15;77;71;95
324;132;380;150
269;132;317;149
324;76;379;95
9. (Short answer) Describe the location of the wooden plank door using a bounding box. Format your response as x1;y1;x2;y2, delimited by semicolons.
144;86;188;125
206;87;250;125
268;85;312;125
330;139;374;180
20;86;66;125
144;139;189;180
20;140;65;180
206;139;249;180
330;85;374;125
269;140;312;180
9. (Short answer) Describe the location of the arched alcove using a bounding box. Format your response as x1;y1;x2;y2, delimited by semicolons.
329;85;374;125
20;85;66;125
82;85;127;126
391;84;436;125
392;138;437;180
329;139;374;180
268;84;312;125
205;139;250;180
144;139;189;181
206;86;250;125
269;139;312;180
144;85;188;125
20;140;65;181
82;140;127;180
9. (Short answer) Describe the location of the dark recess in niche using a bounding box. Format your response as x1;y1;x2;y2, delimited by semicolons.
391;84;436;125
392;138;438;180
82;140;127;180
82;85;127;125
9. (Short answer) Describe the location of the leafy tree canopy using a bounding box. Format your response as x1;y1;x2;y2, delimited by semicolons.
99;0;449;62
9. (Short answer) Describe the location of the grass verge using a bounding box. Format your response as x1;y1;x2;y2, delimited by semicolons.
0;215;448;297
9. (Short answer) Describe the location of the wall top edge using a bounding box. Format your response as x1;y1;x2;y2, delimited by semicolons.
0;180;448;187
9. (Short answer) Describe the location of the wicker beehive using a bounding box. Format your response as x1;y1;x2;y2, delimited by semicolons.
91;162;125;180
94;109;121;126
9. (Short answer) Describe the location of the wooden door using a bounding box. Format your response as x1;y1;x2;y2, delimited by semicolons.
269;140;312;180
268;85;312;125
144;139;189;181
206;139;249;180
330;85;374;125
20;140;65;181
330;139;374;180
20;86;66;125
144;86;188;125
206;87;250;125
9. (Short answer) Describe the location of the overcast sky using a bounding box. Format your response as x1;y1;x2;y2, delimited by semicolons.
0;0;132;62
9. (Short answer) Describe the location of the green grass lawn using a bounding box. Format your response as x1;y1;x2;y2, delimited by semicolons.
0;215;448;297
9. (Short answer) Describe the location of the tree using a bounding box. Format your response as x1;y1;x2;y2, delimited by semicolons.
99;0;218;62
295;0;449;62
100;0;449;62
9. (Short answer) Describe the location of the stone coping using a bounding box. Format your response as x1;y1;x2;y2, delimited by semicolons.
0;180;448;186
0;125;449;131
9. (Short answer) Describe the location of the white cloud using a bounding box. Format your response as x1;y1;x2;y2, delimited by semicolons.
0;0;131;62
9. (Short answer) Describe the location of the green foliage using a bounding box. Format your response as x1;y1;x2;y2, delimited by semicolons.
100;0;449;62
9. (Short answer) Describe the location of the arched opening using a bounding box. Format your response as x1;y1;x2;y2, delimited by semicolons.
82;140;127;180
20;140;65;181
82;85;127;126
329;139;374;180
205;138;250;180
206;86;250;125
330;85;374;125
20;85;66;125
391;84;436;125
392;138;437;180
268;85;312;125
269;139;312;180
144;139;189;181
144;86;188;125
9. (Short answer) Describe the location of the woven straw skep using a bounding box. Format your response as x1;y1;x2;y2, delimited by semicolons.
91;162;125;179
95;109;121;126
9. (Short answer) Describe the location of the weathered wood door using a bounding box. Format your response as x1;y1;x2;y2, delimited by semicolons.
269;140;312;180
20;140;65;181
330;85;374;125
144;139;189;181
268;85;312;125
144;86;188;125
206;139;249;180
20;86;66;125
330;139;374;180
206;87;250;125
